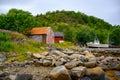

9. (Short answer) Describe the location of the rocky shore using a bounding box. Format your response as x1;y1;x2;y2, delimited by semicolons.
0;47;120;80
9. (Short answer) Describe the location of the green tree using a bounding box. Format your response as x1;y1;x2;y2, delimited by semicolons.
76;26;95;44
111;28;120;45
4;8;35;32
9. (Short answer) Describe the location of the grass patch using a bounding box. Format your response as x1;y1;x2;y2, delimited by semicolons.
53;41;75;49
0;31;46;62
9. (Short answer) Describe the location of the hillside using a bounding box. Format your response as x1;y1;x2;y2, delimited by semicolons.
0;29;46;61
35;10;112;30
0;9;120;44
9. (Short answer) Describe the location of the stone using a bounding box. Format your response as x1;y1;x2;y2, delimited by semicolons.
8;75;17;80
84;58;97;68
0;71;9;80
0;63;4;70
115;71;120;80
82;50;90;55
84;53;95;60
84;61;96;68
55;61;64;66
26;51;31;57
50;66;71;80
78;76;91;80
33;53;45;59
0;54;6;61
41;51;49;56
43;59;52;66
86;67;105;80
97;63;109;70
15;74;33;80
63;50;74;55
34;60;43;67
65;61;77;69
69;54;84;60
70;66;86;80
0;71;9;77
50;50;63;56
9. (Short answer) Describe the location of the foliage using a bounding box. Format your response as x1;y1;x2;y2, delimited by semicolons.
110;28;120;44
0;31;46;61
76;26;96;44
0;8;35;32
0;8;120;44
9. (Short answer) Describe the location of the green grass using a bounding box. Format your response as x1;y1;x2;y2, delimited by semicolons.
0;31;46;62
53;41;75;49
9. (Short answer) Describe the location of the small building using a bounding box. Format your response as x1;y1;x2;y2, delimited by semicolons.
54;32;64;43
30;27;54;44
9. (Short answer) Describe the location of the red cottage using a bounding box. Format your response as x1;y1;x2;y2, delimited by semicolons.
30;27;54;44
54;32;64;43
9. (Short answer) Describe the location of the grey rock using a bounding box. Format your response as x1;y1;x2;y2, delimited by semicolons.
63;50;74;55
84;53;95;61
70;66;86;80
8;75;17;80
115;71;120;80
84;61;96;68
15;74;33;80
86;67;105;80
79;77;91;80
43;59;52;66
50;66;71;80
34;60;43;67
65;61;77;69
33;53;45;59
55;61;64;66
0;54;6;61
82;50;90;55
0;63;4;70
84;58;97;68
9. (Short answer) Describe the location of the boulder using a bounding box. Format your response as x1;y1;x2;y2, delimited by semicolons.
34;60;43;67
84;53;95;60
50;66;71;80
15;74;33;80
69;54;84;60
55;61;64;66
115;71;120;80
0;71;9;80
78;76;91;80
33;53;45;59
0;63;4;70
50;50;64;56
97;63;109;70
0;53;6;61
65;61;78;69
86;67;105;80
70;66;86;80
84;58;97;68
62;50;74;55
43;59;52;66
84;61;96;68
82;50;90;55
8;75;17;80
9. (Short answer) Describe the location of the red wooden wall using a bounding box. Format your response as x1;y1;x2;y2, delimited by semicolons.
54;37;63;43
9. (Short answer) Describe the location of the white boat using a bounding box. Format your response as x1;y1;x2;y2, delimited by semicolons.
87;40;109;48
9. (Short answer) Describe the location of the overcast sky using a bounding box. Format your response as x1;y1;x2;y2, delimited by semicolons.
0;0;120;25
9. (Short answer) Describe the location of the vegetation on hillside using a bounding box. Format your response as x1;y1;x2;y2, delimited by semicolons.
0;8;120;45
0;30;46;61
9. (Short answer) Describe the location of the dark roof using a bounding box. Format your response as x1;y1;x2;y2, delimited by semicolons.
54;32;64;37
